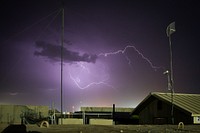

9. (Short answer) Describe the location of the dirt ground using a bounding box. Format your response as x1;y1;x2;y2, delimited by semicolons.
0;124;200;133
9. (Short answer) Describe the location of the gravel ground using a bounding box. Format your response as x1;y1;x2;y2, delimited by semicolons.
1;124;200;133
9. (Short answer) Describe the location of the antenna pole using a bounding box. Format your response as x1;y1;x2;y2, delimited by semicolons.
60;2;64;125
166;22;175;124
169;34;174;124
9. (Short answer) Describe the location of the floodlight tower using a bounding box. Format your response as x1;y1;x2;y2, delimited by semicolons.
166;21;176;124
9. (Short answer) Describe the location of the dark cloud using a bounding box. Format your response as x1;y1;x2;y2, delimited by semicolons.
34;41;97;63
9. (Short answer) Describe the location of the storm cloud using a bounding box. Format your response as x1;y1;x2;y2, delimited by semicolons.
34;41;97;63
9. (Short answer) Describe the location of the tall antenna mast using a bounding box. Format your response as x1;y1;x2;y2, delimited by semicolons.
166;21;176;124
60;1;64;125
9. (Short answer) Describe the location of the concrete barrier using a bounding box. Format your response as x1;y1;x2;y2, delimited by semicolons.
58;118;83;125
90;119;113;125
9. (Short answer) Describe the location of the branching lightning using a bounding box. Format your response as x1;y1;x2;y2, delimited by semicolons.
69;44;161;90
69;73;115;90
124;54;134;70
98;45;161;70
78;62;90;73
68;62;115;90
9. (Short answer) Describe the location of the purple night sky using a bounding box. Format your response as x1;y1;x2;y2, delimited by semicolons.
0;0;199;112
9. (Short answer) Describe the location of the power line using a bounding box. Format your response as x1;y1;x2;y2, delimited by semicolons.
2;8;61;44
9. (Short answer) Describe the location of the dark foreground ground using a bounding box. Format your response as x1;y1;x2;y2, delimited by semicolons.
1;124;200;133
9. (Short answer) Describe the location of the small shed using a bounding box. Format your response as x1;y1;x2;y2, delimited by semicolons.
131;92;200;124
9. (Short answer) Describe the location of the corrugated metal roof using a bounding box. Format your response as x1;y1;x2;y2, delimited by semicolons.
151;92;200;115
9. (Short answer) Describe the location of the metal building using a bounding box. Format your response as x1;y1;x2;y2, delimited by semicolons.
131;92;200;124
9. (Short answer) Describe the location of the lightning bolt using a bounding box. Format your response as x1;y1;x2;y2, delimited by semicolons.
98;45;161;70
124;54;134;71
69;73;114;90
68;44;162;90
78;62;90;73
68;62;115;90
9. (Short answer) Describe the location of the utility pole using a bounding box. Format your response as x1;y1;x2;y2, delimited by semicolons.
60;2;64;125
166;21;176;124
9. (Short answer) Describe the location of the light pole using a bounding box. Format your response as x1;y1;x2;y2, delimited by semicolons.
163;70;171;91
166;21;176;124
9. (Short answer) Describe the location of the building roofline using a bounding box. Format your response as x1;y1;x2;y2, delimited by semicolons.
131;92;200;115
151;92;200;96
